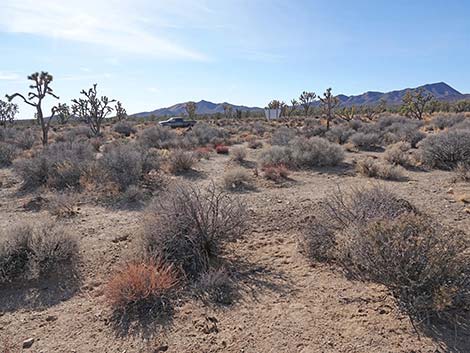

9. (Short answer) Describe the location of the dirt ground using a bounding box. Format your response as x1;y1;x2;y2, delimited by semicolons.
1;145;469;353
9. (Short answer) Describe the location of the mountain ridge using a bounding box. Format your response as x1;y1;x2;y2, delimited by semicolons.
133;82;469;117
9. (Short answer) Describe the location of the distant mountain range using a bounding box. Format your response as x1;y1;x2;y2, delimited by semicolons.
133;82;469;117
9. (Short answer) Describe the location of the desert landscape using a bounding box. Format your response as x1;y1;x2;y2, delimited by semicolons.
0;74;470;352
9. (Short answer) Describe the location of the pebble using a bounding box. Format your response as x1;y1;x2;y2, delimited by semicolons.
23;338;35;349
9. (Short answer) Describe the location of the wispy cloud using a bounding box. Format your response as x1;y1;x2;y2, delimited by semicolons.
0;71;20;81
0;0;208;61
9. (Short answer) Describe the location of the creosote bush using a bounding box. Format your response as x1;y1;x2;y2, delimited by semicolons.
289;137;344;168
418;130;470;170
105;260;178;314
0;221;78;283
300;186;470;324
143;184;245;279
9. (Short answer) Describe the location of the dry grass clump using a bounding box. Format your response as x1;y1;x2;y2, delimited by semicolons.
418;130;470;170
300;186;470;325
453;162;470;182
230;146;247;163
355;157;404;181
193;268;235;305
384;142;413;167
0;221;78;283
0;142;17;167
14;141;94;190
105;260;178;314
143;184;245;280
223;167;254;191
168;149;196;174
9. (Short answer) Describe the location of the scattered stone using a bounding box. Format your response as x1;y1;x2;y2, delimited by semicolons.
23;338;35;349
46;315;57;322
447;187;454;194
154;345;169;352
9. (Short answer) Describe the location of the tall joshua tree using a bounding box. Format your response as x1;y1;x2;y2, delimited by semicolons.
299;91;316;117
115;101;127;121
319;88;339;130
401;88;434;120
0;99;18;128
185;101;197;119
72;84;115;136
6;72;59;145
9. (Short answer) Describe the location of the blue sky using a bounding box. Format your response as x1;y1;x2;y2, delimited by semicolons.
1;0;469;118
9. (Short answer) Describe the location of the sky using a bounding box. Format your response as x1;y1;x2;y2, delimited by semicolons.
0;0;469;118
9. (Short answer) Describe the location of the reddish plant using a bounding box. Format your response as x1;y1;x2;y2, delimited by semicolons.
105;260;179;311
215;145;229;154
262;164;289;182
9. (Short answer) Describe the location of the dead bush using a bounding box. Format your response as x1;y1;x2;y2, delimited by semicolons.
168;149;196;174
0;142;17;167
355;157;404;181
0;221;78;283
418;130;470;170
230;146;247;163
143;184;246;279
105;260;178;314
223;167;254;191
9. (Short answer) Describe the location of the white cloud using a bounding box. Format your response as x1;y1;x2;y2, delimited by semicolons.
0;0;208;61
0;71;20;80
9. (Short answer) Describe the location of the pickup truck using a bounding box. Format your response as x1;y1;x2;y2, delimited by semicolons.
158;117;196;128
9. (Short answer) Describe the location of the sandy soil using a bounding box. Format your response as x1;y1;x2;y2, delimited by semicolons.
1;146;469;353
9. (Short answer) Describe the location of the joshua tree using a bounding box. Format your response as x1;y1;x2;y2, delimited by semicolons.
319;88;339;130
289;99;299;116
185;101;197;119
360;99;387;121
223;104;233;119
299;91;316;117
401;88;434;120
52;103;71;125
72;84;115;136
336;105;357;122
0;99;18;128
115;101;127;121
6;72;59;144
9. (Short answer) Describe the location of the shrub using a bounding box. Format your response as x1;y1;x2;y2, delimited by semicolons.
453;162;470;182
168;149;196;174
105;261;178;313
0;221;78;283
355;157;404;181
0;142;17;167
186;122;228;146
143;184;246;279
262;164;289;182
215;145;229;154
418;130;470;170
99;144;143;190
230;146;247;163
194;268;235;305
113;121;136;137
384;142;412;167
14;141;94;190
432;114;465;130
139;125;178;149
289;137;344;168
223;168;253;191
385;122;425;148
271;127;296;146
349;132;381;150
338;214;469;323
258;146;292;168
15;129;36;150
325;126;355;144
247;139;263;149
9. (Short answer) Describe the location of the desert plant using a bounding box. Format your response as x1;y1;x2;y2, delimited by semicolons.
223;167;253;191
113;121;136;137
185;101;197;119
247;139;263;149
6;72;59;145
325;125;355;144
384;142;413;167
401;88;434;120
143;184;246;279
418;130;470;170
72;84;115;136
0;142;17;167
0;99;18;128
186;122;228;146
319;88;339;130
230;146;247;163
114;101;127;121
14;129;36;150
355;157;404;181
299;91;316;117
271;126;296;146
0;221;78;283
289;137;344;168
215;145;229;154
168;149;196;174
431;113;465;130
194;268;235;305
259;146;292;168
139;125;178;149
105;260;178;314
349;132;381;150
261;164;289;182
453;162;470;182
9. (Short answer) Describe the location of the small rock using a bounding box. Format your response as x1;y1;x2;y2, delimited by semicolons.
46;315;57;322
154;345;168;352
23;338;35;349
447;187;454;194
